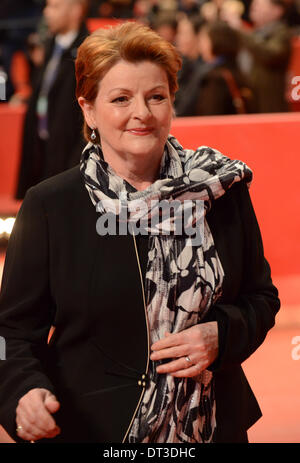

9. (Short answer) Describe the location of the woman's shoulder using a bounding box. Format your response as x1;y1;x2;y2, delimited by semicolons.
24;165;85;206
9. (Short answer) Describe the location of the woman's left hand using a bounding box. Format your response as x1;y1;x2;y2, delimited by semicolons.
150;321;218;378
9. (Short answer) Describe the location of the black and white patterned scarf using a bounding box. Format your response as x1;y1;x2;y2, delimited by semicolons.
80;135;252;443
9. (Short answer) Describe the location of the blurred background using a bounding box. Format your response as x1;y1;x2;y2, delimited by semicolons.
0;0;299;443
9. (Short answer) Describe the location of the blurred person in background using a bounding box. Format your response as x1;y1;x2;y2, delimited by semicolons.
219;0;251;28
174;14;206;115
178;0;201;15
15;0;89;200
134;0;178;25
175;14;201;60
200;0;248;23
0;0;44;102
8;20;49;106
195;20;253;115
151;13;178;44
223;0;300;27
94;0;136;18
199;0;220;21
225;0;292;113
25;31;47;88
175;20;253;116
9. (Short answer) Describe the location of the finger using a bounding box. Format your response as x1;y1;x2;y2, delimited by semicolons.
17;424;60;441
150;345;189;361
16;414;60;441
37;392;61;437
171;363;206;378
16;400;46;439
16;417;54;442
151;332;185;351
42;425;61;439
16;408;60;440
156;356;192;374
21;396;57;432
32;407;59;437
17;392;60;438
44;393;60;414
16;424;38;442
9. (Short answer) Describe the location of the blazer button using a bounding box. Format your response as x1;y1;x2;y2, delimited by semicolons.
138;373;149;387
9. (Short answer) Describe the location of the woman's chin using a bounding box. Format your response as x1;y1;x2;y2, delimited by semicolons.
124;139;164;158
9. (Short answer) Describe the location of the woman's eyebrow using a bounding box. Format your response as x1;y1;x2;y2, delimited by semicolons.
148;85;168;90
107;87;130;94
107;85;168;95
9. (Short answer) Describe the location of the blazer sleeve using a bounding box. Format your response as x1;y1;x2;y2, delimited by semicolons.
0;188;56;440
204;181;280;371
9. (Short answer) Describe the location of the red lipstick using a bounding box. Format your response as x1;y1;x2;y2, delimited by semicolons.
127;127;154;135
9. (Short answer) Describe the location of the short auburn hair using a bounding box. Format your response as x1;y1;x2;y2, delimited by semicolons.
75;21;182;143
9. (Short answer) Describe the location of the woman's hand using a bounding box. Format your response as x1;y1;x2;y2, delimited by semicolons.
16;388;61;441
150;321;218;378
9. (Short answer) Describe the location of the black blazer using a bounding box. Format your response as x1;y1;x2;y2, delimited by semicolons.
0;165;280;443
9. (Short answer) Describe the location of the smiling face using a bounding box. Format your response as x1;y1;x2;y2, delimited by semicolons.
79;60;174;168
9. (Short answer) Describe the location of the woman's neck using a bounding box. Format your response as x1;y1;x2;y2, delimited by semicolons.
102;149;163;191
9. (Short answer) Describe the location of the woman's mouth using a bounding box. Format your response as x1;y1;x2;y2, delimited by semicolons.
126;127;154;136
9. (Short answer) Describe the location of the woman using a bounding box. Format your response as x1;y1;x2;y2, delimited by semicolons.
0;22;280;443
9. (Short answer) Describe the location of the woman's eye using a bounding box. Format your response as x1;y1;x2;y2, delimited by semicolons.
150;94;165;101
111;96;128;103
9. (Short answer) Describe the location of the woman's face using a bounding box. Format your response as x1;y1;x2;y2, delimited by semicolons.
79;60;173;165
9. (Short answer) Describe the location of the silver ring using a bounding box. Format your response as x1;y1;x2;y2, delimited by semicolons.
16;425;23;432
185;356;191;363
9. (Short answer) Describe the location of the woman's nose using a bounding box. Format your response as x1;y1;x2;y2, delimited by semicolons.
133;97;151;121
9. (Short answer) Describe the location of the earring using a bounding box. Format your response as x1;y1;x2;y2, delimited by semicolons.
91;129;97;142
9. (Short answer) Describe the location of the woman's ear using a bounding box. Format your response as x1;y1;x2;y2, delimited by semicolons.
78;97;96;129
